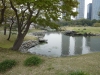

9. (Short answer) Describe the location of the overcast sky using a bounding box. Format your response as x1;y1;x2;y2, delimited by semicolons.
85;0;92;18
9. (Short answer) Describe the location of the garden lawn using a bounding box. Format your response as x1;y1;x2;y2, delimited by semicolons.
0;48;100;75
61;27;100;34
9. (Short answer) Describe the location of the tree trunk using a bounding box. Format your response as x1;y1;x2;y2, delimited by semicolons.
7;17;14;40
7;25;12;40
4;26;6;35
0;0;6;24
11;34;25;50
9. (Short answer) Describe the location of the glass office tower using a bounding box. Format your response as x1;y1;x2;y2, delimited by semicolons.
92;0;100;20
76;0;85;19
87;3;92;20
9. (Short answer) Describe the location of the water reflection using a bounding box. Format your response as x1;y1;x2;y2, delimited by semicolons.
29;33;62;57
82;37;90;54
69;36;75;55
28;33;100;57
61;34;69;56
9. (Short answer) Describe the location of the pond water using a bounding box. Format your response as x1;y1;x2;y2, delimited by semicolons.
28;32;100;57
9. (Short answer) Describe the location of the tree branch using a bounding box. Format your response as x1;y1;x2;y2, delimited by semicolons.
9;0;21;33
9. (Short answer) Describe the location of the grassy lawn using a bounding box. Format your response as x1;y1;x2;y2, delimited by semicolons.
61;26;100;34
0;48;100;75
0;27;100;75
0;32;37;48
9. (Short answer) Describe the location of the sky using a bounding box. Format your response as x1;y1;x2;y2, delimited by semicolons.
85;0;92;18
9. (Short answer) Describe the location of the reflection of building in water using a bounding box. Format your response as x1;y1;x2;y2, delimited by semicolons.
90;37;100;52
86;36;91;47
61;34;70;56
82;37;90;54
69;36;75;55
75;37;82;55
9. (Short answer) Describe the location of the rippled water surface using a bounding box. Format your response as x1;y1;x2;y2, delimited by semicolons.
28;33;100;57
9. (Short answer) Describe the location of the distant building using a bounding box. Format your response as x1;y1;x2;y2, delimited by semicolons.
87;3;92;20
92;0;100;20
76;0;85;20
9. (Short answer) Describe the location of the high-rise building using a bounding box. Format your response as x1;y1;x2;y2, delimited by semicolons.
87;3;92;20
76;0;85;20
92;0;100;20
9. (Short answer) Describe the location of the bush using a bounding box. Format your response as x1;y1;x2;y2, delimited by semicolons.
0;59;16;73
24;56;43;66
93;23;100;27
68;71;89;75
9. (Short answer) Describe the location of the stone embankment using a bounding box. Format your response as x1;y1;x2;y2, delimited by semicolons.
19;31;47;53
19;40;39;53
32;31;46;38
64;30;100;36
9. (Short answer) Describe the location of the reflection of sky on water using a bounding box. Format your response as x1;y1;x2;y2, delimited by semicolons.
69;36;75;55
28;33;100;57
82;37;90;54
29;33;62;57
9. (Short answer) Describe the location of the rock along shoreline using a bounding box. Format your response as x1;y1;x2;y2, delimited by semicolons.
19;31;47;53
64;30;100;36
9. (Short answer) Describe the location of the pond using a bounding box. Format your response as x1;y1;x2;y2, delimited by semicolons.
28;32;100;57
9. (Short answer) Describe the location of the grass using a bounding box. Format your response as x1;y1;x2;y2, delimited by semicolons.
0;48;100;75
68;71;89;75
24;56;43;66
0;59;16;73
0;28;42;48
61;26;100;34
28;28;45;33
0;32;37;48
0;34;16;48
0;27;100;75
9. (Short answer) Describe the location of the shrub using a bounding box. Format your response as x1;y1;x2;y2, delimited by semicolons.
24;56;43;66
68;71;89;75
0;59;16;73
93;23;100;27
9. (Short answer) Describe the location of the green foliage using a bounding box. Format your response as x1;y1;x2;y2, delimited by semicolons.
58;19;100;26
68;71;89;75
0;59;16;73
93;23;100;27
24;56;43;66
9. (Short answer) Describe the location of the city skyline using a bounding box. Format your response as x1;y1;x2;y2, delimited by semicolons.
76;0;85;19
92;0;100;20
76;0;100;20
75;0;92;19
85;0;92;18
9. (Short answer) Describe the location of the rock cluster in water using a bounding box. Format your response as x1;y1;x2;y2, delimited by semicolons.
64;30;100;36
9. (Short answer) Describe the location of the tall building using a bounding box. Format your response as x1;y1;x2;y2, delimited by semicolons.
92;0;100;20
87;3;92;20
76;0;85;20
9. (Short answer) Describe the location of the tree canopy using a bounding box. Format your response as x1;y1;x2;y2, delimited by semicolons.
0;0;79;50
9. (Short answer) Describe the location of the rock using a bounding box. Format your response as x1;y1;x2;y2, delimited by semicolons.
39;38;47;43
64;30;77;36
19;40;39;53
64;30;99;36
33;31;46;37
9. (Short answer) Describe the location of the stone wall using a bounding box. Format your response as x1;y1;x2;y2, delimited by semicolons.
19;40;39;53
19;31;47;53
